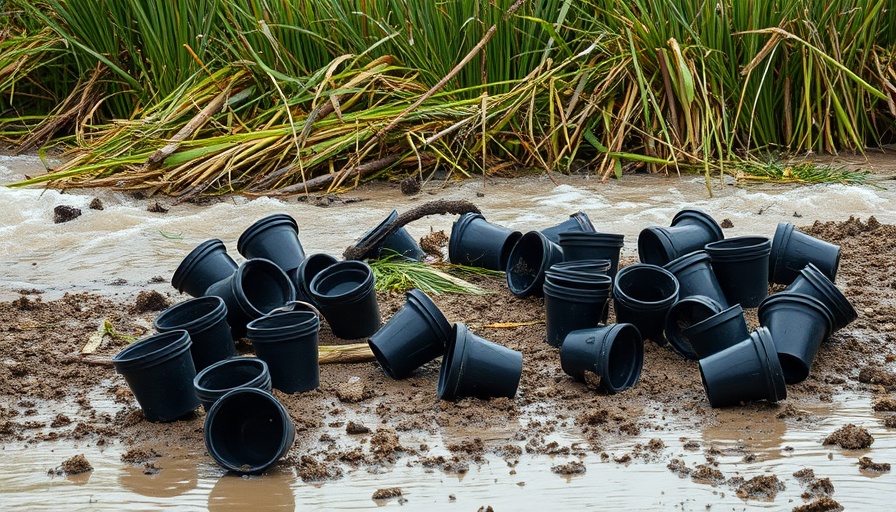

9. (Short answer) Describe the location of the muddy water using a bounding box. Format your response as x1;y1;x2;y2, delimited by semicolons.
2;153;896;509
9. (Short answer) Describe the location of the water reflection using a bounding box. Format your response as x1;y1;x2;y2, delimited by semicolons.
118;460;198;498
208;472;296;511
701;404;788;458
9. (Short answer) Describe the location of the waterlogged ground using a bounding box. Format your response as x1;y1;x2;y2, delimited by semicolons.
1;152;896;510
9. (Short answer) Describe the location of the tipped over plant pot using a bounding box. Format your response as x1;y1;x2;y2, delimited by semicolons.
449;212;522;271
705;236;772;308
541;211;596;243
193;357;272;412
698;326;786;408
560;323;644;394
369;289;452;379
171;239;238;298
505;231;564;298
237;214;306;274
638;209;724;265
680;304;750;360
438;323;523;400
769;222;841;285
783;263;857;332
758;292;834;384
663;295;725;360
351;209;425;261
154;296;235;372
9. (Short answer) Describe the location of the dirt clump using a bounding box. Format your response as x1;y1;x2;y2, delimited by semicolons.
335;380;374;403
800;477;834;500
872;397;896;411
736;474;785;500
885;416;896;429
88;197;104;210
53;205;81;224
121;447;160;464
691;464;725;485
59;454;93;474
823;424;874;449
131;290;170;313
399;176;420;195
792;497;844;512
858;456;891;473
296;455;344;481
372;487;402;500
419;229;448;258
551;461;586;475
857;368;896;386
667;458;691;478
345;421;370;434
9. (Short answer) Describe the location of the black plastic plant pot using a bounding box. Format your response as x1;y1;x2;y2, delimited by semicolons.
505;231;565;298
237;214;306;274
758;293;834;384
193;357;272;412
543;278;612;347
291;253;339;304
204;388;295;475
769;222;841;285
309;260;381;339
663;251;728;309
438;323;523;400
541;211;596;244
448;213;523;271
171;239;238;298
784;263;857;332
637;209;724;265
680;304;749;360
558;232;625;278
559;323;644;394
112;330;199;422
548;259;612;276
246;311;320;393
663;295;725;360
369;289;452;379
612;264;680;344
153;296;235;372
704;236;772;308
204;259;297;340
352;210;425;261
698;326;786;408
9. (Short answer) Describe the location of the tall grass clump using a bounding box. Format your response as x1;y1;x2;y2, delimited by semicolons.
1;0;894;194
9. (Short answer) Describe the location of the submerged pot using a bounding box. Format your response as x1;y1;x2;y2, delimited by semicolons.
309;260;381;339
153;296;235;372
237;214;306;274
698;326;786;408
112;330;199;422
204;259;296;340
505;231;565;298
560;323;644;394
449;213;522;271
769;222;841;285
704;236;772;308
204;388;295;475
758;292;834;384
613;263;680;343
350;210;425;261
193;357;272;412
638;209;724;265
369;289;452;379
171;239;238;298
438;323;523;400
541;211;596;243
247;310;320;393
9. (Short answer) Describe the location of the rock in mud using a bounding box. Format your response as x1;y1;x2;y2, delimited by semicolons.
60;454;92;474
858;456;890;473
88;198;104;210
345;421;370;434
372;487;402;500
736;474;785;500
399;176;420;195
551;461;586;475
792;497;844;512
53;205;81;224
823;424;874;449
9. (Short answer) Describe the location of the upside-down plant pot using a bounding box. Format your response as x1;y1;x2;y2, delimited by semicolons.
247;311;320;393
437;323;523;400
112;330;199;422
171;239;238;298
237;214;306;274
153;296;235;372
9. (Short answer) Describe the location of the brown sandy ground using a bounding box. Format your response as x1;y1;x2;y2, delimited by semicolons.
1;216;895;506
